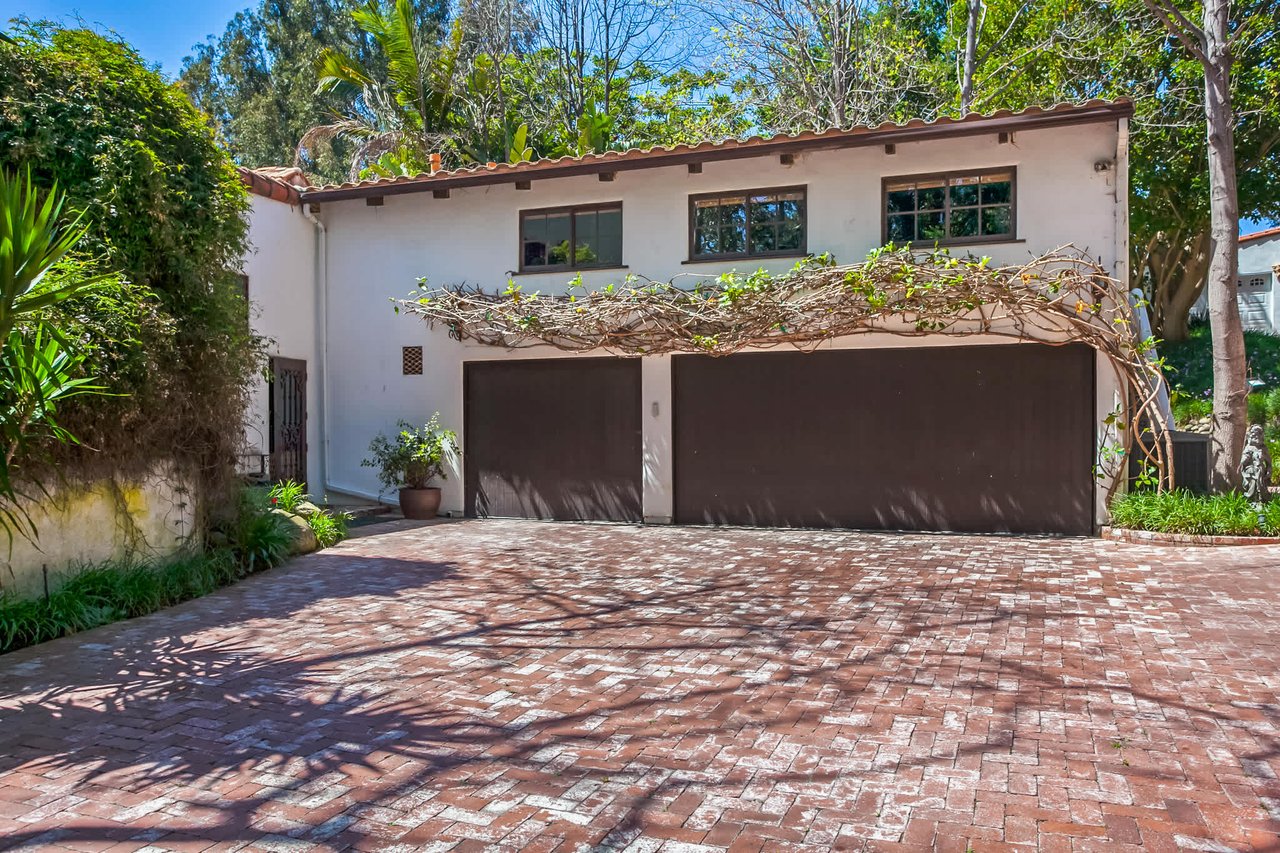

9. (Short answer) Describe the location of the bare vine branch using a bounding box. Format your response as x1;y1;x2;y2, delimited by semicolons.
399;247;1173;497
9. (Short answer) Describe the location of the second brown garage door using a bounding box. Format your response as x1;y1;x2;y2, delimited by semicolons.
465;358;642;522
673;343;1095;534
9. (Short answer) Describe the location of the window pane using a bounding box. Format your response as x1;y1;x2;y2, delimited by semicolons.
721;222;746;254
573;210;598;265
950;178;979;207
886;187;916;213
751;198;781;227
751;223;777;253
523;214;553;267
950;208;979;238
694;203;719;254
980;178;1011;205
982;206;1012;236
778;220;804;251
595;207;622;266
542;212;571;265
700;199;744;255
917;181;946;211
919;211;946;241
887;214;915;242
694;226;718;255
780;197;803;221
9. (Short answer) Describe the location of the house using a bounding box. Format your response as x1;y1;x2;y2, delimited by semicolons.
1190;226;1280;333
239;99;1134;535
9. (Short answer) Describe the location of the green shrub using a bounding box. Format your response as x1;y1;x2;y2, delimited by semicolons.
0;550;242;654
1162;321;1280;397
260;480;350;548
306;509;350;548
0;25;262;524
267;479;306;513
1170;390;1213;427
227;495;294;572
1109;489;1280;536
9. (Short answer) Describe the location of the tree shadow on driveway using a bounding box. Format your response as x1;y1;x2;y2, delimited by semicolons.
1;521;1279;850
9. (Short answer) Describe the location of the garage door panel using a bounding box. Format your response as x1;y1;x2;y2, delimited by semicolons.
673;344;1094;534
465;358;642;522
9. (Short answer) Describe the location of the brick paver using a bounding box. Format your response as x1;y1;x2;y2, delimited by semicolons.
2;520;1279;852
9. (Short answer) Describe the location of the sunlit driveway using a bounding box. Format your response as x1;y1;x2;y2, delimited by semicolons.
2;520;1279;851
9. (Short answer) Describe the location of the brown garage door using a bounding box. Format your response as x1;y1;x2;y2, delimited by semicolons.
465;358;642;522
673;343;1095;534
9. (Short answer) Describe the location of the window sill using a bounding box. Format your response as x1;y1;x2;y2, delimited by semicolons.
681;253;808;266
511;265;630;277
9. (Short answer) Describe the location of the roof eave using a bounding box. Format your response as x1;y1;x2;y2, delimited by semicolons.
301;101;1133;204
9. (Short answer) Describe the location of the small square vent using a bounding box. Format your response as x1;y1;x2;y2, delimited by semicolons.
402;346;423;375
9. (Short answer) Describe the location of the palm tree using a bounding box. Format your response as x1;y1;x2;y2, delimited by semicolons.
301;0;466;179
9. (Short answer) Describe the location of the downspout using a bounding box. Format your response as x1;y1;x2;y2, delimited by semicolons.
302;203;330;496
1114;116;1130;286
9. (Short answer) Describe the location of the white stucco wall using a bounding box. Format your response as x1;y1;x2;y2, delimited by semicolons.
303;118;1126;524
242;194;322;491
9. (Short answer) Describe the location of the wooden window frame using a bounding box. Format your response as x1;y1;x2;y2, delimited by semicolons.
687;185;808;262
881;167;1017;248
518;201;624;273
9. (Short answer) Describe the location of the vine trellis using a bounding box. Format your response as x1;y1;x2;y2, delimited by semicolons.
399;246;1173;497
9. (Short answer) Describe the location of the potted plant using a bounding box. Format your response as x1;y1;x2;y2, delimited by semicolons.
362;414;459;519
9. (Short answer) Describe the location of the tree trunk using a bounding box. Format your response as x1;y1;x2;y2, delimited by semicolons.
1145;228;1210;342
960;0;981;116
1202;0;1247;490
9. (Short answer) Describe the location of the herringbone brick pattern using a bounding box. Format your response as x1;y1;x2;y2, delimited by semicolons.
1;520;1278;851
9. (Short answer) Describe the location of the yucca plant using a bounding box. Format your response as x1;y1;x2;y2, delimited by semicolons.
0;169;113;542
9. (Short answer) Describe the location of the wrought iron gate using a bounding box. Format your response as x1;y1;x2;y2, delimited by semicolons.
269;356;307;486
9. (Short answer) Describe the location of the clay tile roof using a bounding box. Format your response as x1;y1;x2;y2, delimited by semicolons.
239;166;311;206
302;99;1134;203
1241;226;1280;244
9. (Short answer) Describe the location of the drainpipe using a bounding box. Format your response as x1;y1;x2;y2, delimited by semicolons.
1114;116;1130;286
302;203;331;496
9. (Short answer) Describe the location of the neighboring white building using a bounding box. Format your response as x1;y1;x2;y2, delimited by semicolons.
1190;226;1280;333
241;100;1134;535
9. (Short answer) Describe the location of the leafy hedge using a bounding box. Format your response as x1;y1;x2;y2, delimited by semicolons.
0;24;261;521
1110;490;1280;536
0;485;307;653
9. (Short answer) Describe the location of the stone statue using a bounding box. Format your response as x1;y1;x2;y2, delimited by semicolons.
1241;424;1272;505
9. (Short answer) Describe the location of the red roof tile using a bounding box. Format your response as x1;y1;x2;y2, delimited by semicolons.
1241;226;1280;244
303;99;1133;203
239;167;311;205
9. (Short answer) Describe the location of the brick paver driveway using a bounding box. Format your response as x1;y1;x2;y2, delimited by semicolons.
2;521;1280;852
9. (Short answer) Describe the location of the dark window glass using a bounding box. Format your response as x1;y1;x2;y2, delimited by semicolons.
919;211;946;241
887;214;914;242
982;206;1011;236
520;205;621;271
950;207;979;238
691;189;805;259
883;171;1014;245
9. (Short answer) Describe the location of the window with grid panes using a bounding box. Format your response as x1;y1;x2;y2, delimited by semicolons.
690;188;806;260
884;170;1014;246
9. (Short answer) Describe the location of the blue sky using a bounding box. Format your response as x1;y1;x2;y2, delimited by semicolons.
0;0;247;75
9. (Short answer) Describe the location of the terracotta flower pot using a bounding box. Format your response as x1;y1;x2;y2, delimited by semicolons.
399;486;442;520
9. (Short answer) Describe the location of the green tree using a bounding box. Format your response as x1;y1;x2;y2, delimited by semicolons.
305;0;467;178
0;24;263;521
181;0;449;182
